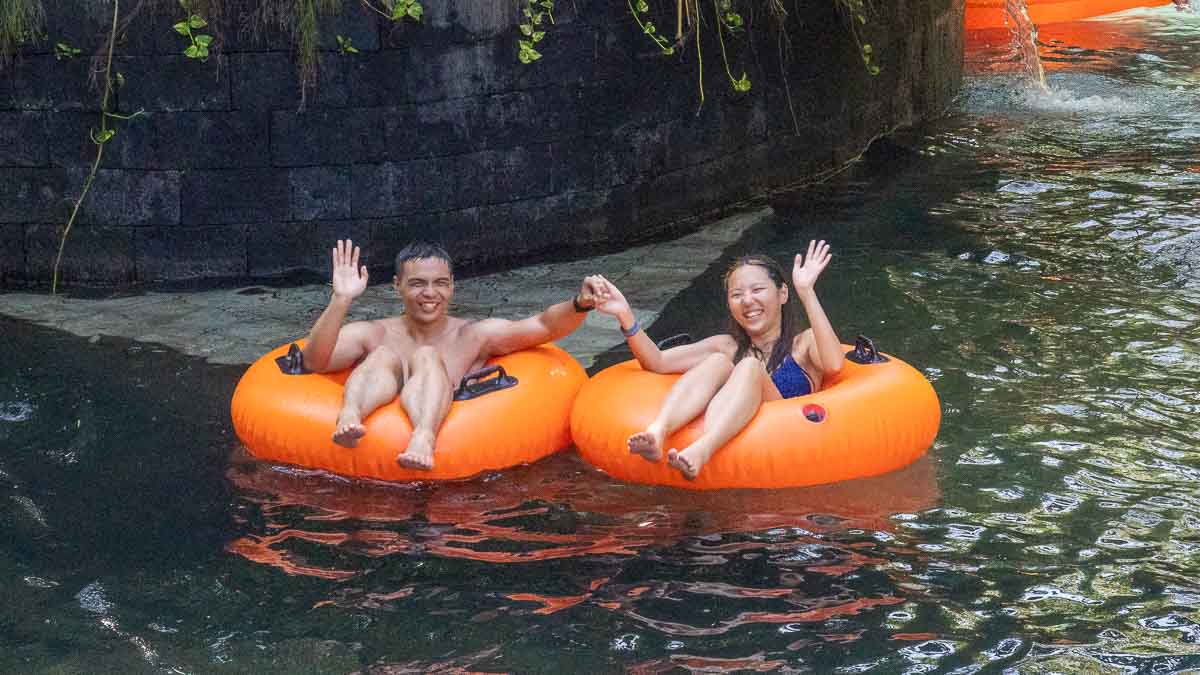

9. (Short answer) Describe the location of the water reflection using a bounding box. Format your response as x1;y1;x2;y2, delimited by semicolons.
226;451;939;577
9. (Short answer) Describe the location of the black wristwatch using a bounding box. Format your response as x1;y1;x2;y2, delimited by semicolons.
573;294;594;312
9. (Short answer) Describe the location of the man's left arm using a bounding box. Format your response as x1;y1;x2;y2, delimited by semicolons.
479;275;607;356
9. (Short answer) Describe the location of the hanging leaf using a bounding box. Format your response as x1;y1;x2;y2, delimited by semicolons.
195;34;212;47
636;0;649;11
532;31;545;43
188;15;207;29
520;23;533;36
173;21;190;35
407;2;423;20
184;44;202;58
643;21;656;34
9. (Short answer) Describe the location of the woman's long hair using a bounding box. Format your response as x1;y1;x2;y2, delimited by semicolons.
723;255;801;373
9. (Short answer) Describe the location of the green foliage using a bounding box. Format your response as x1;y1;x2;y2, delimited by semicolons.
176;1;214;60
835;0;881;75
335;34;359;54
517;0;554;64
0;0;46;65
54;41;80;60
627;0;674;55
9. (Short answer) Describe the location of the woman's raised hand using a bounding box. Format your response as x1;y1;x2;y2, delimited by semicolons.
792;239;832;293
331;239;369;300
590;275;631;317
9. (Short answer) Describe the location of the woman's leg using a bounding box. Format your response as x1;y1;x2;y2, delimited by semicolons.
396;345;453;470
629;353;734;462
667;357;773;479
333;345;404;447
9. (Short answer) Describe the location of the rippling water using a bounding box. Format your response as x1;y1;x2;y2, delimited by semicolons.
4;7;1200;673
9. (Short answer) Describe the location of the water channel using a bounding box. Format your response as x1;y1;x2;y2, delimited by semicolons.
3;5;1200;673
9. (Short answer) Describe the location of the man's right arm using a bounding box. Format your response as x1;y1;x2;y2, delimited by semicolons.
301;240;374;372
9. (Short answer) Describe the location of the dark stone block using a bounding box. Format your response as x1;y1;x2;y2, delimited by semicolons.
317;7;381;52
0;225;25;286
134;225;248;282
25;224;135;285
455;145;555;207
47;111;159;169
290;167;351;221
593;123;670;189
404;40;512;103
117;56;230;112
67;169;181;227
271;108;386;166
0;169;72;224
246;220;371;278
383;99;484;160
479;87;587;149
230;52;351;112
181;169;288;225
5;55;95;111
370;208;479;257
351;159;458;217
346;50;418;108
475;190;611;263
548;137;597;194
0;112;48;166
155;111;270;169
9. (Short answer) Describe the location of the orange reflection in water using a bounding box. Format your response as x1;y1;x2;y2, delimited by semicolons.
226;449;939;576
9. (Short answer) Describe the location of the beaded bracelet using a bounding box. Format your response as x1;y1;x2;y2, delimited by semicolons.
621;318;641;338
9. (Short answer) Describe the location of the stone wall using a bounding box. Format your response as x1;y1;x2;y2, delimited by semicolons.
0;0;963;288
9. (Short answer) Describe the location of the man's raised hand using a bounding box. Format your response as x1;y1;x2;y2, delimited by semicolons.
331;239;369;301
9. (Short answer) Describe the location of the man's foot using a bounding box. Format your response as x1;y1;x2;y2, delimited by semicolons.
333;413;367;448
397;431;435;471
667;448;703;480
627;425;666;462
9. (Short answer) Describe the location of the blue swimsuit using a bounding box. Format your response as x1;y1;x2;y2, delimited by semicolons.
770;355;814;399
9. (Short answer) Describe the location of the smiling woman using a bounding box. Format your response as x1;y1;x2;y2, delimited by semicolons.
584;241;851;481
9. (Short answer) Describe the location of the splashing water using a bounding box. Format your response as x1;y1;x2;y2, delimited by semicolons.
1005;0;1050;90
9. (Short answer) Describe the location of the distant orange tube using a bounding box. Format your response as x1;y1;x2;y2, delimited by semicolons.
570;346;941;490
231;342;587;481
965;0;1172;30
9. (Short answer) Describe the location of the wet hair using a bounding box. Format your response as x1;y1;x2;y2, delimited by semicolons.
394;242;454;278
722;255;800;373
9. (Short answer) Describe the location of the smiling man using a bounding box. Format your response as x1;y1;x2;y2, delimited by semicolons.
301;240;605;471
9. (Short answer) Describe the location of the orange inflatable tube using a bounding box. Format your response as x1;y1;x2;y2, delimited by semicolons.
231;341;587;481
570;343;940;490
965;0;1172;30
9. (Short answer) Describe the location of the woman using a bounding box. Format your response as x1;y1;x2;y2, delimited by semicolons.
593;240;845;480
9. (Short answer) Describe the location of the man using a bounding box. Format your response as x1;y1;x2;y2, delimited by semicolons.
301;240;605;471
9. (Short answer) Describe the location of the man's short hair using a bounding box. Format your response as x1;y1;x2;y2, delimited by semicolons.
394;242;454;278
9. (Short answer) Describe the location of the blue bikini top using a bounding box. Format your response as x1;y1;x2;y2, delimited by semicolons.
770;354;814;399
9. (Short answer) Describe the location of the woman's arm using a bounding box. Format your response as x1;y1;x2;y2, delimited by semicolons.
594;275;735;373
792;240;844;375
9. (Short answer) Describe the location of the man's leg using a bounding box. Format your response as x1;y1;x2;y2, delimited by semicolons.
334;346;404;447
628;352;734;462
396;345;453;470
667;357;769;479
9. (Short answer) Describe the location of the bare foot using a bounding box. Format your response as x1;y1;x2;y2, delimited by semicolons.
397;430;435;471
667;448;701;480
627;425;665;463
332;413;366;448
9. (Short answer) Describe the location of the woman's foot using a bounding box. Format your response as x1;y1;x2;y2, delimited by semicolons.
667;447;710;480
333;411;366;448
627;424;666;462
396;430;435;471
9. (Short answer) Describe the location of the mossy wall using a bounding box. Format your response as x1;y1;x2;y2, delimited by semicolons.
0;0;963;287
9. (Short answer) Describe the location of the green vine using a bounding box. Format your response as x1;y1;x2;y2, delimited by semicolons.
517;0;554;64
835;0;880;75
175;1;214;60
52;0;146;294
